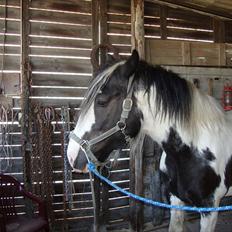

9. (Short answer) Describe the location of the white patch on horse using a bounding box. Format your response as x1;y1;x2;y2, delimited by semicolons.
67;103;95;170
160;151;167;173
169;195;185;232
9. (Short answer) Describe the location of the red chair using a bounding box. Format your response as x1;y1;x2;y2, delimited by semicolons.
0;174;49;232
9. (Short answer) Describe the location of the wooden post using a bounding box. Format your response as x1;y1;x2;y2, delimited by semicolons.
92;0;100;76
213;18;225;43
131;0;145;59
20;0;31;190
20;0;32;215
91;2;101;231
99;0;108;64
130;1;145;231
160;6;168;40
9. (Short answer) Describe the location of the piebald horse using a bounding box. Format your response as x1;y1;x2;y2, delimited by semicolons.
67;50;232;232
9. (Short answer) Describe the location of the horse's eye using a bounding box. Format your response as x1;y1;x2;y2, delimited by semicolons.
96;95;109;106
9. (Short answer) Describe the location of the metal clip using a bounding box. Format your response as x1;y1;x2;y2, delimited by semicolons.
122;98;133;111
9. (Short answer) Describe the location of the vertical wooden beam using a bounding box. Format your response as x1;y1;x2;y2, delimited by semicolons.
20;0;32;215
213;18;225;43
182;42;191;65
99;0;108;64
91;2;101;231
130;1;145;231
219;43;226;66
131;0;145;59
92;0;100;75
20;0;31;188
160;6;168;40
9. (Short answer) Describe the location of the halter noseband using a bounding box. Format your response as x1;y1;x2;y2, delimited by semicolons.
69;75;134;167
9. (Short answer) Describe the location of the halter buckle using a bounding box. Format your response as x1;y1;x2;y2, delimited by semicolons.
117;121;126;130
122;98;133;111
80;140;90;151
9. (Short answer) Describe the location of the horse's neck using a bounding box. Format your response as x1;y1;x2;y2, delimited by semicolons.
135;89;174;145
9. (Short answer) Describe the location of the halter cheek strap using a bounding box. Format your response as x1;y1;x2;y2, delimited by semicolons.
69;74;134;167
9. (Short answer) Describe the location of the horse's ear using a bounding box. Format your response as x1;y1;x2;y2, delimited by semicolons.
121;49;139;78
106;54;115;64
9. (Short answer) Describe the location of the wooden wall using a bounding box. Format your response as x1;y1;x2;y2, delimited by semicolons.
1;0;232;231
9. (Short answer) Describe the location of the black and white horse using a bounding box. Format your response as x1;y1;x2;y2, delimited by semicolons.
67;50;232;232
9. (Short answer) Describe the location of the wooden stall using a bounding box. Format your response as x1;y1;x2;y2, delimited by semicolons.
1;0;232;231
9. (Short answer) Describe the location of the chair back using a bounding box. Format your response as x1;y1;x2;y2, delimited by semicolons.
0;174;22;220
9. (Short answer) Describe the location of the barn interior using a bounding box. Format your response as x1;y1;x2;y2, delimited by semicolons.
1;0;232;231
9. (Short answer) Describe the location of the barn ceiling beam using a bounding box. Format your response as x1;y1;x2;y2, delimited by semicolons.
147;0;232;20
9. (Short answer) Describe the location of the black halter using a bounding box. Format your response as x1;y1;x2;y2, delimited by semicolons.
69;75;134;167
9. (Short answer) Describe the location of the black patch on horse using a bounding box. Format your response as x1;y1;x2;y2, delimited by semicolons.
161;127;221;207
225;156;232;189
202;148;216;161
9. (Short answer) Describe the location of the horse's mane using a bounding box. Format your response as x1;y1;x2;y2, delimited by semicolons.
134;61;193;124
134;61;225;134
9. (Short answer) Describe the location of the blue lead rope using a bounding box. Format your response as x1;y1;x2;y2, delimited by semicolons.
88;162;232;213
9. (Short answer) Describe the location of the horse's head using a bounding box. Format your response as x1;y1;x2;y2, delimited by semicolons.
67;50;142;172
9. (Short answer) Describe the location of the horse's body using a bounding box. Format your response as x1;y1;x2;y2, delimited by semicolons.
67;50;232;232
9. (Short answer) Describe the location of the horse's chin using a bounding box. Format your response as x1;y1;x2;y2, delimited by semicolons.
72;165;89;174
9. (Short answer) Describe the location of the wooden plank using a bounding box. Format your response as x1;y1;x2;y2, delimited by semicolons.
0;45;20;54
30;47;91;58
30;22;92;39
108;22;131;34
160;6;167;39
167;7;212;26
182;42;191;65
31;74;92;87
145;39;183;65
108;206;129;221
167;28;213;41
30;98;83;107
0;0;20;7
219;43;226;66
144;1;160;16
30;8;91;25
225;21;232;43
31;88;87;98
108;13;130;24
144;25;160;37
213;18;225;43
167;18;213;31
0;6;20;19
30;57;91;73
0;72;20;94
108;0;131;14
29;36;92;49
0;55;20;70
226;44;232;66
30;0;91;14
0;35;20;45
108;34;131;45
0;20;20;34
191;42;219;66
